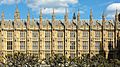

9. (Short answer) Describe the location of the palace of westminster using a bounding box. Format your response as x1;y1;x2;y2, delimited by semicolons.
0;6;120;62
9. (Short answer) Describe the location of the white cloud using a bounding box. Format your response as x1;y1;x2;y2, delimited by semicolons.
27;0;78;14
42;7;85;14
106;3;120;18
27;0;78;8
0;0;20;5
0;0;84;15
42;8;65;14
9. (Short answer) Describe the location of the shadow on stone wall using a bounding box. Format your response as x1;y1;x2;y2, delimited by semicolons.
117;38;120;60
99;42;106;57
108;41;114;60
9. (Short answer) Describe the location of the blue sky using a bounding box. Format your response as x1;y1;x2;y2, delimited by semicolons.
0;0;120;20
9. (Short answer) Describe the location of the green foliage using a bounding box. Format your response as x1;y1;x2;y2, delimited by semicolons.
43;53;120;67
5;52;39;67
44;54;65;67
1;52;120;67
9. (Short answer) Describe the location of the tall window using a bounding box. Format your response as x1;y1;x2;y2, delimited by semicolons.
70;31;75;37
57;31;63;37
70;53;75;59
32;41;38;49
95;41;100;50
45;41;50;49
20;31;26;37
70;41;75;49
45;53;50;58
45;31;50;37
58;41;63;49
7;41;12;50
83;41;88;49
83;31;88;37
7;31;12;40
7;31;12;38
32;31;38;37
108;31;113;38
20;41;25;50
95;31;100;37
108;41;113;50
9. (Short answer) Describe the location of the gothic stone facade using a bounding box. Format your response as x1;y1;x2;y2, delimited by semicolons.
0;7;120;62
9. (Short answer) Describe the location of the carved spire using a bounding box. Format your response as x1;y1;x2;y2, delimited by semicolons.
90;8;93;25
115;9;118;22
15;6;19;13
77;9;80;22
39;8;42;28
14;5;20;21
26;9;30;29
40;8;42;23
73;12;76;20
1;11;4;28
102;12;106;23
27;9;30;23
72;8;76;20
1;11;4;21
64;8;68;22
32;16;34;23
52;8;55;22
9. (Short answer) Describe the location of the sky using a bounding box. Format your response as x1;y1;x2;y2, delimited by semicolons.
0;0;120;20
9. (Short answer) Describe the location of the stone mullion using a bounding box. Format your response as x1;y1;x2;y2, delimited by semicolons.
63;24;66;67
76;25;78;58
26;26;28;55
51;24;53;56
38;28;40;60
89;25;91;57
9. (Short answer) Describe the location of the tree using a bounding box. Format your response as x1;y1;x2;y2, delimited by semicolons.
43;54;68;67
1;52;120;67
5;52;39;67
